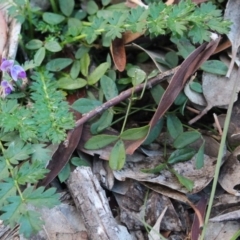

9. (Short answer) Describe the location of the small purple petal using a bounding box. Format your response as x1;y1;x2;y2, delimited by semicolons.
1;80;14;96
0;59;14;72
10;65;26;81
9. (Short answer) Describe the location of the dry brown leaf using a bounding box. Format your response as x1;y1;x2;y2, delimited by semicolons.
148;207;168;240
114;182;183;232
115;135;227;194
218;151;240;196
184;77;207;107
0;10;7;59
191;196;207;240
142;182;204;229
125;38;220;155
205;221;240;240
123;31;145;44
110;38;126;72
210;210;240;222
113;154;216;194
224;0;240;77
189;61;240;124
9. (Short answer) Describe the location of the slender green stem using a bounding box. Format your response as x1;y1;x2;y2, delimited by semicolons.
230;230;240;240
49;0;58;13
111;104;154;125
200;68;240;240
120;91;134;134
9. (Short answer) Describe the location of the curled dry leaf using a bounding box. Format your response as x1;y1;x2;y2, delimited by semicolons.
189;63;240;124
142;182;204;229
114;136;226;194
218;148;240;196
110;38;126;72
113;181;183;232
0;10;7;59
113;155;216;194
148;206;168;240
184;80;207;107
224;0;240;77
206;221;240;239
126;38;220;154
191;196;207;240
210;209;240;222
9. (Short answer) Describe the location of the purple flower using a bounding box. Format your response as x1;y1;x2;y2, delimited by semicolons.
1;80;14;96
0;59;14;72
10;65;26;81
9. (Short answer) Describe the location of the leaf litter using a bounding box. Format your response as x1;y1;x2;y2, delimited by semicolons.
2;0;240;239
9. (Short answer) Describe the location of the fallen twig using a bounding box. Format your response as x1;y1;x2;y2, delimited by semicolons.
75;66;180;128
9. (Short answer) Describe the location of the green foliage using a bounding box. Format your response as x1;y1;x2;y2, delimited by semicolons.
0;0;231;237
62;1;230;45
30;71;75;143
0;138;60;237
109;139;126;170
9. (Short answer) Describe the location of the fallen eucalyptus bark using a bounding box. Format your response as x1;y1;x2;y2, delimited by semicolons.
67;166;132;240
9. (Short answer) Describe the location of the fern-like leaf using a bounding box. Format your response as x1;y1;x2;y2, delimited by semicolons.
30;71;75;143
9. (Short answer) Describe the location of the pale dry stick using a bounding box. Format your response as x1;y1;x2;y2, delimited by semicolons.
213;113;223;136
75;66;180;128
186;106;200;115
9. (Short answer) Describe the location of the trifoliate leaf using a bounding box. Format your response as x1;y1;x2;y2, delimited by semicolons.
71;98;102;114
173;131;201;149
121;125;150;140
25;39;43;50
168;148;196;164
100;75;118;100
46;58;73;72
84;134;119;149
109;139;126;170
59;0;74;16
58;162;71;183
43;13;65;25
195;141;205;169
172;171;194;192
167;114;183;139
141;163;167;174
87;62;110;85
44;40;62;52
